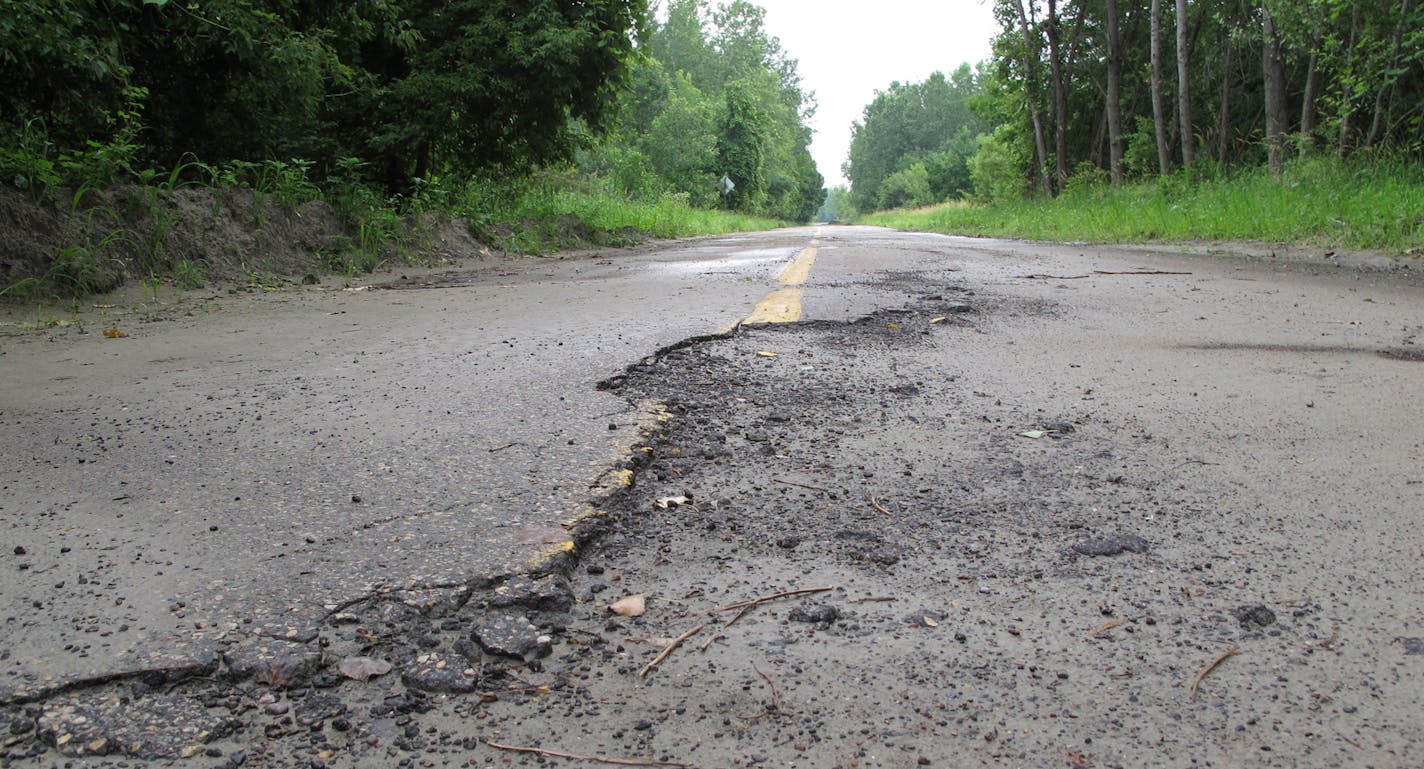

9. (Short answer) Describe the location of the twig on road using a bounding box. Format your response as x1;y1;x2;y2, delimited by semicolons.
773;478;830;493
1091;619;1129;637
639;624;703;677
753;663;783;710
715;586;836;627
870;496;893;516
485;741;688;767
1093;270;1193;276
1190;644;1240;699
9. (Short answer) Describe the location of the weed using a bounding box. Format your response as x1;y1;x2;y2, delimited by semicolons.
0;277;44;301
174;259;205;289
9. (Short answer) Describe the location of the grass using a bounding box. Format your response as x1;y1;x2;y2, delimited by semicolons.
859;157;1424;255
2;158;789;301
460;175;784;254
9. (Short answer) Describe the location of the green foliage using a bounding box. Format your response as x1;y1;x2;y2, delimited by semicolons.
846;65;989;212
863;156;1424;254
716;79;770;212
878;163;935;210
816;185;856;222
1;0;648;194
580;0;822;222
969;125;1028;204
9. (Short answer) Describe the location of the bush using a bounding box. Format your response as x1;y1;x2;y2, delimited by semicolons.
970;125;1028;204
878;162;935;210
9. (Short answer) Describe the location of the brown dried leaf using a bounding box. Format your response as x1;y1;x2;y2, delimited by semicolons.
338;656;393;682
608;593;646;617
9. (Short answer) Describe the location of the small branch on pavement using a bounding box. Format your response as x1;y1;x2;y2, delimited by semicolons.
773;478;830;493
1091;619;1129;637
1021;273;1091;280
715;586;835;627
1092;270;1193;276
485;741;689;767
1190;644;1240;699
639;624;703;677
488;442;519;453
870;496;893;516
753;663;783;710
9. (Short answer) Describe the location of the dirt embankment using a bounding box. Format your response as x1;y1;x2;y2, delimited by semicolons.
0;186;494;299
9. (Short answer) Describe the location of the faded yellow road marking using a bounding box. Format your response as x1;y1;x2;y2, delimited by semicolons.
745;242;819;324
745;288;803;324
776;246;817;285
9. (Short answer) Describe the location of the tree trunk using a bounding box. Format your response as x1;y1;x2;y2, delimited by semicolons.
1175;0;1194;165
1105;0;1125;182
1261;3;1289;174
1150;0;1173;174
1046;0;1068;189
1337;5;1360;155
1217;32;1233;162
1011;0;1054;196
1366;0;1413;147
1299;46;1321;157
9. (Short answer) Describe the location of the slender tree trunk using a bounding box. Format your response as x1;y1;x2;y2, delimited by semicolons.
1046;0;1068;189
1217;32;1233;162
1105;0;1125;182
1261;3;1289;174
1175;0;1194;165
1367;0;1412;147
1012;0;1054;195
1299;46;1321;157
1150;0;1173;174
1338;6;1361;155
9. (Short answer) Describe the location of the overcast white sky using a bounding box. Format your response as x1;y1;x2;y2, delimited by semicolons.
751;1;1002;187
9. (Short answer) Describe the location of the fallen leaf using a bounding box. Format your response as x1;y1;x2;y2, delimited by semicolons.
923;616;940;627
929;316;948;324
654;495;690;510
756;350;778;358
887;322;900;331
608;593;646;617
1018;430;1048;439
103;325;128;339
338;656;393;682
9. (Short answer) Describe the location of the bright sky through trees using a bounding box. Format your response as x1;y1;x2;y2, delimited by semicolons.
751;1;1000;186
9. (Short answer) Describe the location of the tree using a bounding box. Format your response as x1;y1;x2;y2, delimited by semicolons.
1176;0;1195;165
1261;1;1289;174
715;79;769;212
1149;0;1173;174
844;67;987;211
1104;0;1127;182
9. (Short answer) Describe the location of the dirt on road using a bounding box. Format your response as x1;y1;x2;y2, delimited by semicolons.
3;229;1423;769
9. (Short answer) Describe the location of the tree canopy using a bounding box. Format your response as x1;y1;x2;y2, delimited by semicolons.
847;0;1424;211
580;0;824;221
0;0;648;192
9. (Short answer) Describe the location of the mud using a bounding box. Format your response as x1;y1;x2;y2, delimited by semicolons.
3;228;1424;768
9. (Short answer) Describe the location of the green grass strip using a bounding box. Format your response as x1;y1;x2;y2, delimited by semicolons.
859;158;1424;255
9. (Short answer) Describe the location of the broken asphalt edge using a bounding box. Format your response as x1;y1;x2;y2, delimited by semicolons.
0;326;748;713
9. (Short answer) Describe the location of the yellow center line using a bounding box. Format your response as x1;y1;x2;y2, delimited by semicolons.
775;246;817;285
745;241;820;324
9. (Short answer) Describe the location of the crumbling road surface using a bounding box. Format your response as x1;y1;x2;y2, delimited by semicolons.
2;226;1422;768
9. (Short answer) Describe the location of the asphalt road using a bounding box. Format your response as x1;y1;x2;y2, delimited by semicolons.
2;225;1423;766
